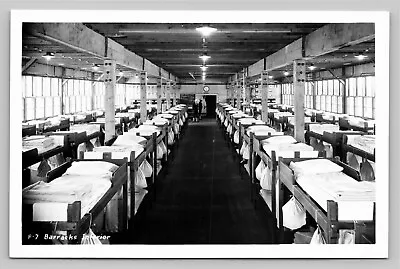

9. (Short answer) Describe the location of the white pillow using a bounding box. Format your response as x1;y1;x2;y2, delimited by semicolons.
262;135;297;145
65;161;119;176
289;159;343;176
113;134;147;147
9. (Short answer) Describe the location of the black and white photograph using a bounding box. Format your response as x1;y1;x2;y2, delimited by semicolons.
9;10;389;259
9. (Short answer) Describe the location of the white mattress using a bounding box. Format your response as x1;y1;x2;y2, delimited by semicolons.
296;172;375;221
90;145;145;159
262;143;317;160
246;125;276;136
346;135;375;155
273;112;292;119
23;174;112;221
129;125;161;136
288;116;312;125
70;124;100;136
308;124;339;135
113;134;147;147
22;135;64;154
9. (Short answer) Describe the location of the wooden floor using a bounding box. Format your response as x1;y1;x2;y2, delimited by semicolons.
115;118;277;244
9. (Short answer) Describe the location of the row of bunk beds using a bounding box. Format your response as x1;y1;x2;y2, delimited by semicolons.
21;104;188;245
216;102;376;245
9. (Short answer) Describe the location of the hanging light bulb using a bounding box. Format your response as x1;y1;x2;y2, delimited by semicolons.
119;71;124;76
268;75;274;79
200;65;208;71
308;64;317;71
354;54;368;61
92;64;100;71
42;52;55;61
284;71;290;76
199;54;211;62
195;26;217;37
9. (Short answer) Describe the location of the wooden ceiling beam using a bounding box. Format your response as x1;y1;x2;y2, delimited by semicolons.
23;23;179;81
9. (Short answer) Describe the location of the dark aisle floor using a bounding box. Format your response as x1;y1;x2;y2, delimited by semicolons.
131;118;276;244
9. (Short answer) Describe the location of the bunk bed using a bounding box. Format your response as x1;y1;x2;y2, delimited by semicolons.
22;157;128;245
278;157;375;244
339;116;375;134
342;134;375;182
81;138;155;230
305;123;341;157
250;134;318;242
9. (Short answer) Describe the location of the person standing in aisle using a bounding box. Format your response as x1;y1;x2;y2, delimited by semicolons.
192;99;199;122
198;99;203;120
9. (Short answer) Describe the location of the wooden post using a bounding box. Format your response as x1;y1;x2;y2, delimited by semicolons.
293;60;306;142
91;72;95;110
61;67;66;114
311;73;317;109
157;77;162;113
236;80;241;110
104;60;116;141
166;81;171;110
140;71;147;123
261;70;269;123
242;72;246;105
172;82;177;107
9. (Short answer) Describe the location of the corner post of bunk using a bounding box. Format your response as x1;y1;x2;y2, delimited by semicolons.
326;200;339;244
152;131;157;186
277;156;284;243
249;131;254;203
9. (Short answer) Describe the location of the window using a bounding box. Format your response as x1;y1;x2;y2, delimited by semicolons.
25;98;35;120
43;77;51;96
33;77;43;96
45;97;53;117
36;97;45;119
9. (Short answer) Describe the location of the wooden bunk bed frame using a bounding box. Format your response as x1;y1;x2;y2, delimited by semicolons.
22;157;129;245
278;156;375;244
339;117;375;134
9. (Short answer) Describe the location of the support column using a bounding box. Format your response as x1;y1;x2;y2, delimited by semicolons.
261;71;269;123
157;77;162;113
166;81;171;110
236;80;241;110
242;72;246;105
104;59;116;141
172;82;177;106
140;71;147;123
230;83;234;106
91;72;96;110
61;67;66;114
293;60;306;142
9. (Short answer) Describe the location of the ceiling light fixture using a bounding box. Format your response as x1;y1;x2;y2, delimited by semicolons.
308;64;317;71
119;71;124;76
268;75;274;79
42;52;55;61
199;54;211;62
200;65;208;71
92;64;100;71
284;71;290;76
354;54;368;61
195;26;217;37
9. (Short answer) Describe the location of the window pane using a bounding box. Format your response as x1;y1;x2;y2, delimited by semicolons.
347;97;354;115
36;97;45;119
326;96;332;112
43;77;51;96
25;98;35;120
363;97;373;119
70;96;76;113
54;97;61;116
67;80;74;96
45;97;53;117
366;76;375;97
317;81;323;95
348;78;357;96
86;96;92;111
320;96;325;111
333;80;340;96
332;96;338;113
51;78;59;96
76;95;82;112
25;76;33;97
355;97;363;117
33;76;43;96
73;80;80;95
64;96;70;114
357;77;366;96
21;76;26;98
338;98;343;114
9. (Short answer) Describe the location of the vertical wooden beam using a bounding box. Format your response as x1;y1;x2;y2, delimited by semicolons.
166;81;171;110
140;71;147;123
261;70;269;122
230;83;235;106
312;73;317;109
341;67;347;114
172;82;177;107
61;67;66;114
157;77;162;113
293;60;306;142
241;72;245;106
104;59;116;141
91;72;95;110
